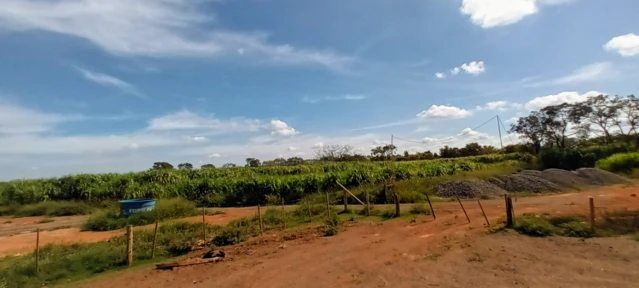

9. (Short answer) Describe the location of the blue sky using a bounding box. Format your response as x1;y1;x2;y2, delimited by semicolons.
1;0;639;179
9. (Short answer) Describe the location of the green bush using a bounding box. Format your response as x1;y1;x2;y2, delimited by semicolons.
323;214;340;236
513;217;556;237
595;152;639;173
213;218;259;246
558;221;594;238
0;201;94;218
409;203;431;215
82;198;198;231
539;143;636;170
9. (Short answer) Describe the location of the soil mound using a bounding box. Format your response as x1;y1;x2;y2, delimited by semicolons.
539;168;590;189
435;180;507;199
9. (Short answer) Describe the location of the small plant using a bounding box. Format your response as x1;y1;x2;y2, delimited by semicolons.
558;221;594;238
409;203;431;215
323;214;340;236
36;218;55;224
380;208;397;220
513;217;556;237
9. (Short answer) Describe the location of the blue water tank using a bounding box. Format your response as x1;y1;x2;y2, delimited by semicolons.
119;199;156;217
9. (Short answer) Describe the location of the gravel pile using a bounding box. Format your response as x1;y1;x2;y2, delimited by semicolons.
489;174;561;193
539;168;591;189
519;170;542;176
574;168;630;185
434;179;507;199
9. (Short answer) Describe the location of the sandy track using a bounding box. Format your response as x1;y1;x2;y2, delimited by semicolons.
83;185;639;288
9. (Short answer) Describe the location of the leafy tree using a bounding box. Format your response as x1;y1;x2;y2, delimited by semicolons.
201;164;216;169
286;157;305;166
572;94;621;143
313;145;354;161
619;95;639;134
245;158;261;167
439;146;460;158
152;162;174;170
222;163;237;168
177;163;194;170
370;144;396;160
510;111;545;153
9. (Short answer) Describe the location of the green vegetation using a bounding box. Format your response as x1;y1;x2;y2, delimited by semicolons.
512;210;639;238
82;198;199;231
0;221;221;288
0;201;93;218
595;152;639;173
36;218;55;224
0;154;531;207
538;143;636;171
409;203;432;215
323;214;340;236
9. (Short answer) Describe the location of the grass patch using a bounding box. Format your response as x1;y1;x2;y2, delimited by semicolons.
409;203;431;215
36;218;55;224
512;210;638;238
82;198;198;231
0;201;93;218
323;214;341;236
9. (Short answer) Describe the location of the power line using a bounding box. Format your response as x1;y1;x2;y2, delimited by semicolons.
497;115;515;145
392;115;499;145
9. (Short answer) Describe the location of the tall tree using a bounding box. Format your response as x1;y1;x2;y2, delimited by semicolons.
617;95;639;135
177;162;194;170
245;158;261;167
152;162;174;170
222;163;237;168
313;145;353;161
200;164;216;169
540;103;577;149
572;94;621;143
510;112;544;153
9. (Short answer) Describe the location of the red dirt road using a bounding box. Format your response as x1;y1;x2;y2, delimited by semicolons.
0;207;257;257
82;185;639;288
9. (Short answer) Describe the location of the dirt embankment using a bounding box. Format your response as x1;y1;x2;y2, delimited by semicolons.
84;185;639;288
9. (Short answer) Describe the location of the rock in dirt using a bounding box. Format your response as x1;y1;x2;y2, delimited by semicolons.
435;179;507;199
490;174;561;193
574;168;630;185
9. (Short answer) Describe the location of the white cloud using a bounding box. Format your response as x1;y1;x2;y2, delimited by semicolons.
313;142;324;148
416;105;472;120
506;117;520;123
435;72;446;79
208;153;221;158
0;102;79;134
475;101;522;111
294;151;306;156
287;146;298;151
460;0;571;28
525;91;603;110
301;94;367;104
450;67;461;75
460;61;486;75
75;67;143;98
525;62;614;87
147;110;262;132
604;33;639;57
0;0;351;71
270;120;299;136
188;136;208;142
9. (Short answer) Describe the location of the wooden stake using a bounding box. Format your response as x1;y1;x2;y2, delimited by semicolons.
326;191;331;217
456;194;471;223
306;199;312;223
589;197;595;232
510;195;516;226
336;181;366;205
393;185;400;218
35;228;40;275
281;199;287;229
425;193;436;220
477;200;490;226
257;205;263;235
505;194;513;228
151;221;159;258
126;225;133;267
202;207;207;244
366;191;371;216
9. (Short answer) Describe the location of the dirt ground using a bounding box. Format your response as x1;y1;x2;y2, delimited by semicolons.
0;207;257;257
81;185;639;288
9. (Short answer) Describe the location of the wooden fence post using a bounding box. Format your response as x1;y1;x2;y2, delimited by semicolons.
202;207;207;244
366;191;371;216
126;225;133;267
425;193;436;220
589;197;595;232
393;184;400;218
455;194;471;223
151;221;159;258
326;191;331;217
505;194;513;228
35;228;40;275
477;200;490;226
257;205;264;235
306;199;312;223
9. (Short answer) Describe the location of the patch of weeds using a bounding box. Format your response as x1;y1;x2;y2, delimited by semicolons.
208;210;226;216
409;203;431;215
425;254;441;261
46;226;72;232
36;218;55;224
380;208;398;220
467;253;483;263
513;217;556;237
558;221;594;238
12;201;93;218
409;216;417;223
323;214;341;236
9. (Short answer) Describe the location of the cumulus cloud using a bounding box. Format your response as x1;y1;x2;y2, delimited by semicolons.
0;0;351;71
476;101;508;111
287;146;298;151
450;67;461;75
460;0;571;28
188;136;208;142
525;91;603;110
435;72;446;79
270;120;299;136
416;105;472;120
208;153;221;158
460;61;486;75
604;33;639;57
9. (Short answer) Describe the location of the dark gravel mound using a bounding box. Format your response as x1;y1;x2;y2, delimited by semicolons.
435;180;507;199
491;174;561;193
520;170;542;176
539;168;591;189
575;168;630;185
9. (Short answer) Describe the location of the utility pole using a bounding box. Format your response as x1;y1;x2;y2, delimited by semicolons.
496;115;503;149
